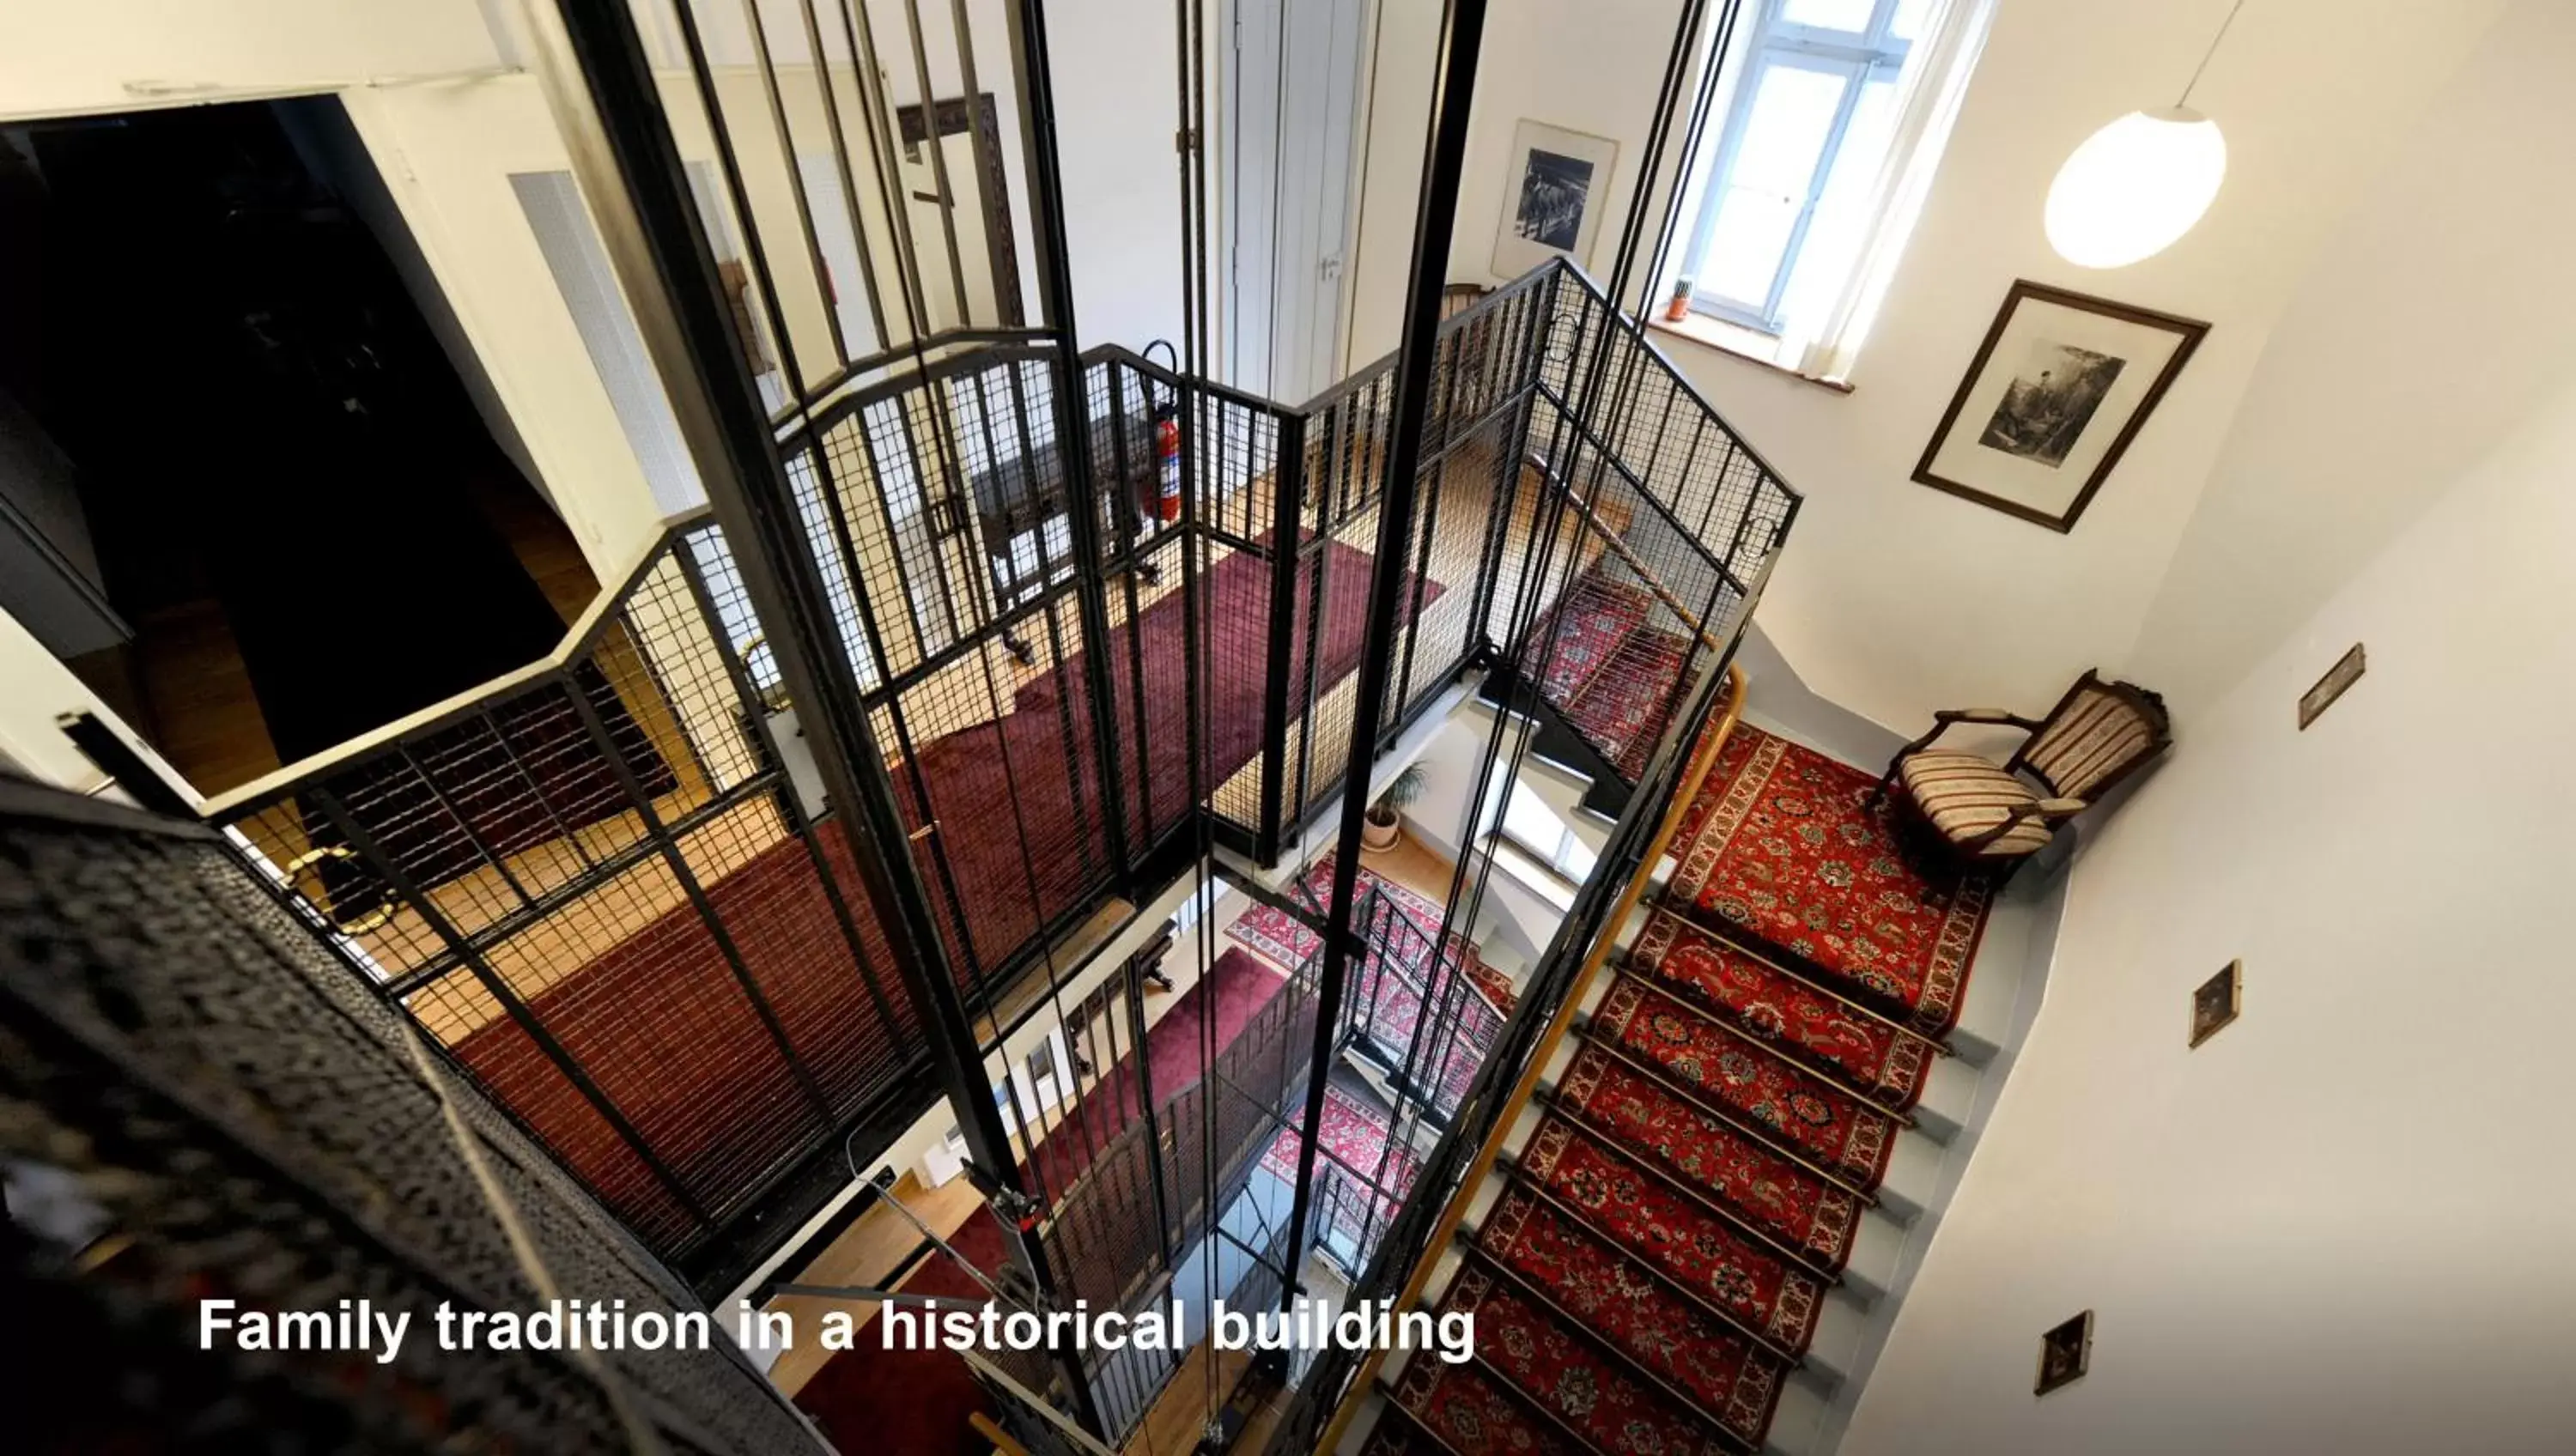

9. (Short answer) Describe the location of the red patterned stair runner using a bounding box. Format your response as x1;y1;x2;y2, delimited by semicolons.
1525;572;1654;705
1555;1041;1862;1273
1588;977;1899;1189
1626;907;1936;1111
1388;1351;1581;1455
1519;1116;1824;1353
1562;626;1697;780
1225;857;1504;1109
1435;1264;1740;1455
1364;724;1986;1456
1667;723;1993;1036
1477;1186;1787;1447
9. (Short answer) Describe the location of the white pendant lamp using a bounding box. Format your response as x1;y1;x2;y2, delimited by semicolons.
2045;0;2244;269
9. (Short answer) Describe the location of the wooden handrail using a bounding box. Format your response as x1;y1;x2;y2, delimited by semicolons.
1311;664;1747;1455
1522;452;1728;657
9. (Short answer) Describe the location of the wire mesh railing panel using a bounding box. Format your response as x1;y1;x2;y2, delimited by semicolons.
877;581;1116;991
396;962;702;1249
159;253;1790;1332
198;524;936;1265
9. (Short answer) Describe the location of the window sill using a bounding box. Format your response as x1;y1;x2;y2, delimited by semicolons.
1646;312;1855;395
1484;834;1578;912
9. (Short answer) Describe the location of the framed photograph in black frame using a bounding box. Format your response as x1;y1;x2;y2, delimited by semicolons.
1913;282;2209;533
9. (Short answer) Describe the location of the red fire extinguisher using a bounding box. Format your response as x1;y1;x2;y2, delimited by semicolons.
1146;340;1182;524
1154;405;1182;523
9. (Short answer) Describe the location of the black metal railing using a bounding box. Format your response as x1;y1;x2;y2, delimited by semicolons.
67;254;1792;1380
1250;266;1799;1455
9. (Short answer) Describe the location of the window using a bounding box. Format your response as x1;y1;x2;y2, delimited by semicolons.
1486;780;1597;901
1672;0;1990;374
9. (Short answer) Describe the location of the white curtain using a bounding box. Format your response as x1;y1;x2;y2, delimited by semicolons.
1790;0;1999;381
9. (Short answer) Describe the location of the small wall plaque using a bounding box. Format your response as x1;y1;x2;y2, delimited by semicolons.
2190;960;2242;1048
2035;1310;2093;1396
2299;643;2366;730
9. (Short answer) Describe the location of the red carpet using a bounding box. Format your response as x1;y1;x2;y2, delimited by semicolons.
1517;1116;1824;1355
1668;723;1994;1036
1523;570;1651;705
1564;624;1696;780
1436;1263;1734;1456
894;536;1441;982
443;540;1440;1253
1261;1083;1419;1250
1223;856;1455;975
1628;907;1935;1111
1558;1041;1862;1272
1388;1350;1577;1455
1365;725;1973;1455
1476;1186;1786;1447
1589;975;1897;1189
1225;858;1501;1110
1461;957;1519;1016
450;817;920;1249
794;1208;1005;1456
1023;947;1285;1197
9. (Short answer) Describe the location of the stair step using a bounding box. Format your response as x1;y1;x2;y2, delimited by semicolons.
1625;907;1945;1112
1553;1041;1865;1276
1764;1379;1833;1456
1560;627;1696;779
1382;1351;1584;1455
1510;1114;1827;1356
1589;974;1902;1191
1471;1184;1789;1451
1525;574;1654;706
1437;1261;1743;1455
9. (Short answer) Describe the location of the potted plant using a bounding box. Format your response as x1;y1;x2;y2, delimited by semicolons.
1363;762;1428;853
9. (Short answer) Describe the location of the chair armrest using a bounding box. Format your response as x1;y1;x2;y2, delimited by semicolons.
1899;708;2041;758
2033;798;2087;817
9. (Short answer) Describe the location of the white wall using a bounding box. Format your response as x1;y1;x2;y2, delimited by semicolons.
1834;8;2576;1449
1842;318;2576;1456
0;0;502;121
2129;0;2576;713
1051;0;1188;355
1351;0;2510;737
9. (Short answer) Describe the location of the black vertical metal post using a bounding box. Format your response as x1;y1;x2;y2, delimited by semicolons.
1257;415;1309;862
526;3;1094;1433
996;0;1134;895
1276;0;1492;1303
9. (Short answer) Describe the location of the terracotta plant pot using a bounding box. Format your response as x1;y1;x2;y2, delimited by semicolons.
1360;807;1402;852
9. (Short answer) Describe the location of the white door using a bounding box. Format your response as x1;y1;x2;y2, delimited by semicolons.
1228;0;1370;404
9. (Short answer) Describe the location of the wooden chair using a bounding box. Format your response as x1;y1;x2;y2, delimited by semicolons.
1874;670;2170;867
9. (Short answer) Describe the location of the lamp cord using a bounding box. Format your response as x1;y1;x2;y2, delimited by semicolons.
2178;0;2247;109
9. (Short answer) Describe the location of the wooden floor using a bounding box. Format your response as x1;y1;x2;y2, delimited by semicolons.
1358;834;1467;914
764;1168;988;1398
1120;1342;1289;1456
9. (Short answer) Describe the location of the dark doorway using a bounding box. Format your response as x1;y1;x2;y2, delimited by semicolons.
0;98;600;794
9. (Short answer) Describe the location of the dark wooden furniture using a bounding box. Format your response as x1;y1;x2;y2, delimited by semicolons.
1874;670;2170;869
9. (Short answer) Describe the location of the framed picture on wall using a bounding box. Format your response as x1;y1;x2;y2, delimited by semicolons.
1913;282;2210;532
1492;120;1619;277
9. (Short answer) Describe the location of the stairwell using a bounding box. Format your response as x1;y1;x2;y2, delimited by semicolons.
1339;676;2038;1456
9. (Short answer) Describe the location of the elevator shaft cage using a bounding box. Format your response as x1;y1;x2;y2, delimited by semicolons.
137;259;1786;1296
45;0;1801;1442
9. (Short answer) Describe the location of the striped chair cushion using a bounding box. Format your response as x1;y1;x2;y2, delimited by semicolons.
1899;750;2057;857
2025;685;2159;799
